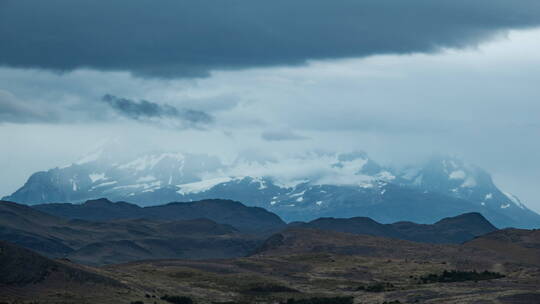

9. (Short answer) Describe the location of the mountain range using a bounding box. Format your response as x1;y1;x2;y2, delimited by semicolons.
0;198;502;265
33;198;285;233
293;212;497;244
4;148;540;228
0;199;269;265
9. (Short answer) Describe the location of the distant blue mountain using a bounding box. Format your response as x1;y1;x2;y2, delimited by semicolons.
4;148;539;229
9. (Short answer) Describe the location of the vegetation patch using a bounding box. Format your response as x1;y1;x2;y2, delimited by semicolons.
357;282;395;292
419;270;505;284
161;295;194;304
243;283;300;294
281;296;354;304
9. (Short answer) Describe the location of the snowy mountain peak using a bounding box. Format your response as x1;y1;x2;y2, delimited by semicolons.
4;150;539;228
396;154;530;214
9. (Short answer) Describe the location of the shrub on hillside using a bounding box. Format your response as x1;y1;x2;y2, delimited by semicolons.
357;282;394;292
160;295;194;304
282;296;354;304
245;283;299;293
420;270;505;284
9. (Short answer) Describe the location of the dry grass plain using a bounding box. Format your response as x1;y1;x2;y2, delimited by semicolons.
2;228;540;304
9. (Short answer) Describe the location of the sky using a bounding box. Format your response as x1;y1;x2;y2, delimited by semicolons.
1;1;540;212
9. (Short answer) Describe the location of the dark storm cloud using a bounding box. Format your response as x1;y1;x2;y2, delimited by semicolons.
1;0;539;78
102;94;213;126
261;130;309;141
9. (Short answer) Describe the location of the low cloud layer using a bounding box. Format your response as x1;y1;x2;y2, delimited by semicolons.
261;130;309;141
1;0;540;77
0;89;215;129
102;94;213;128
0;90;55;123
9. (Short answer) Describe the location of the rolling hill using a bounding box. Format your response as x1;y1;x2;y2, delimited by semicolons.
0;200;264;265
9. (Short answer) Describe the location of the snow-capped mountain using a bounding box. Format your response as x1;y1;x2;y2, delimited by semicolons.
396;155;530;214
5;148;224;205
4;149;540;228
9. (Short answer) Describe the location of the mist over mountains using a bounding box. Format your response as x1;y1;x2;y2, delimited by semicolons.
5;145;540;229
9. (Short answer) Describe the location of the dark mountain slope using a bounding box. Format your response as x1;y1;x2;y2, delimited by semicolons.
0;200;263;265
464;228;540;266
0;240;132;303
0;240;118;286
0;201;75;256
33;198;286;233
295;217;405;239
253;227;539;269
296;212;498;244
391;212;497;243
253;228;457;259
34;198;142;221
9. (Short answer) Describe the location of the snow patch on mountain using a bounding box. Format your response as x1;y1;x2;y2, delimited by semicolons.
137;175;157;183
118;153;185;171
461;176;477;188
449;170;466;180
92;181;117;189
250;177;268;190
290;190;306;198
274;179;309;189
114;181;162;191
503;192;526;210
75;148;104;165
89;173;106;183
177;177;234;195
70;179;78;192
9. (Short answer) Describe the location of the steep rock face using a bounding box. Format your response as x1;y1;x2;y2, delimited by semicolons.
4;149;540;228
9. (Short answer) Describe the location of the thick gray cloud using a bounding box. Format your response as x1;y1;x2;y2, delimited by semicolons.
1;0;540;77
102;94;213;127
